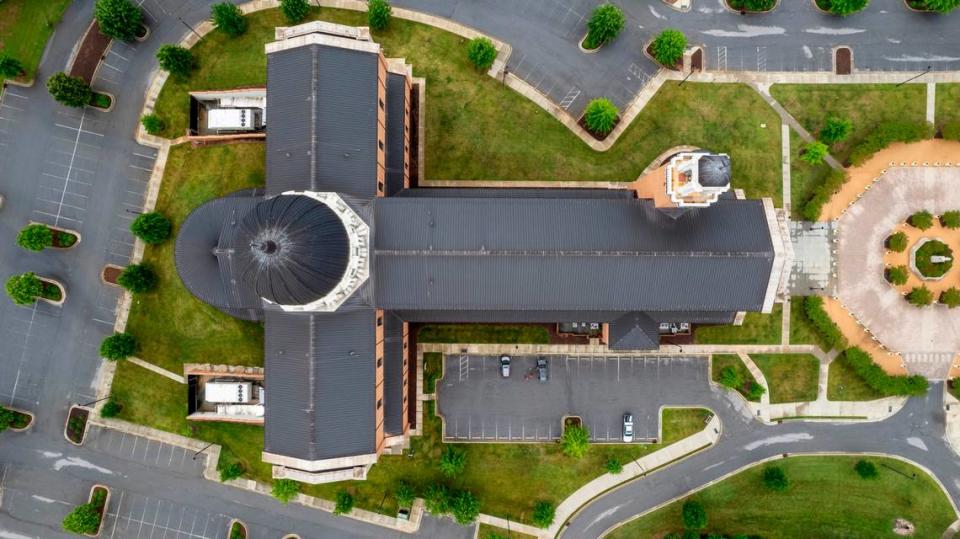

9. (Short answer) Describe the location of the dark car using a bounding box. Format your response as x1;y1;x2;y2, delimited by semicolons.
536;357;548;382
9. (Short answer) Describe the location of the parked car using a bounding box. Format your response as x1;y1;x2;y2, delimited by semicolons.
536;357;548;382
622;413;634;443
500;355;511;378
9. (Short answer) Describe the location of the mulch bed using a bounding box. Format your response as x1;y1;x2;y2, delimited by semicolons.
69;22;111;84
40;281;63;302
726;0;776;12
51;228;78;248
102;266;122;285
577;115;620;142
9;409;32;429
229;522;247;539
66;407;89;444
835;47;852;75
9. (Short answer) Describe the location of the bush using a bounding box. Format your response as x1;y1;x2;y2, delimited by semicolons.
0;53;24;78
944;123;960;141
820;116;852;144
941;211;960;229
605;458;623;474
584;3;625;49
211;2;246;37
156;45;195;77
141;113;165;136
907;285;934;307
131;212;172;244
855;459;879;479
117;264;158;293
100;399;122;418
914;0;960;13
682;500;707;529
819;0;870;16
562;424;590;458
909;210;934;230
368;0;392;31
840;347;928;396
16;224;53;252
395;481;415;508
219;461;244;482
801;169;847;221
279;0;310;24
801;296;847;350
423;484;450;514
532;501;556;528
271;479;301;504
941;288;960;309
62;503;101;535
746;382;766;401
439;446;466;477
650;29;687;68
849;121;933;166
47;72;92;108
95;0;143;41
886;231;908;252
334;490;354;515
449;490;481;525
0;406;16;432
800;141;829;165
100;332;138;360
762;465;789;491
728;0;776;10
466;37;497;71
5;273;43;305
886;265;909;286
583;98;619;136
718;366;743;390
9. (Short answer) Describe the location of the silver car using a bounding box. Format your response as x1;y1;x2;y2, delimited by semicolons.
622;413;634;442
536;357;548;382
500;355;511;377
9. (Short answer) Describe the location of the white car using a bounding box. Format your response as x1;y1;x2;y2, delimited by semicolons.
500;355;511;378
622;413;634;443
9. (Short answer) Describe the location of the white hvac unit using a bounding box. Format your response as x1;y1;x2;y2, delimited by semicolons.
205;379;253;404
207;108;262;131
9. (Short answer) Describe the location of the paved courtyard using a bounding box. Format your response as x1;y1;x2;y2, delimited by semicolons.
437;355;709;442
789;221;835;295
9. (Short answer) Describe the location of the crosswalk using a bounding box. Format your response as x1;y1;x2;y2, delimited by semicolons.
902;352;955;380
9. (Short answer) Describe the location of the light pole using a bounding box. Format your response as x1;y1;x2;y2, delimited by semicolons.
178;17;202;39
896;65;932;87
80;396;111;407
192;441;215;460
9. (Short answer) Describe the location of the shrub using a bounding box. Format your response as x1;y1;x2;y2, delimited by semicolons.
279;0;310;24
395;481;415;508
100;399;122;418
746;382;767;401
583;98;619;136
561;424;590;458
801;296;847;350
650;29;687;68
0;53;24;78
915;0;960;13
682;500;707;529
849;121;933;166
584;3;625;49
886;231;908;252
820;0;870;16
423;484;450;514
466;37;497;71
156;45;195;77
271;479;301;504
728;0;776;10
62;503;101;534
439;446;466;477
718;366;743;390
605;458;623;474
47;72;92;108
941;288;960;309
5;273;43;305
117;264;158;293
532;501;556;528
840;347;928;396
141;114;165;135
909;210;934;230
334;490;354;515
944;123;960;141
855;459;879;479
801;169;847;221
131;212;172;244
886;266;909;286
0;406;16;432
100;332;137;360
16;224;53;252
211;2;246;37
219;461;244;482
449;490;481;525
368;0;392;31
800;141;829;165
907;285;934;307
762;465;789;491
941;211;960;229
820;116;852;144
95;0;143;41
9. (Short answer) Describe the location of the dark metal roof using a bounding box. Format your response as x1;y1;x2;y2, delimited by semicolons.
385;73;407;197
698;154;731;187
264;309;378;461
265;44;379;200
383;314;405;435
607;312;660;350
373;196;774;312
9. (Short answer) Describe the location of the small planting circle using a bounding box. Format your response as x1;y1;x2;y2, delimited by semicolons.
912;239;953;279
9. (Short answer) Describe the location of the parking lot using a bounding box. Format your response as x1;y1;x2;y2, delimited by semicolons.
437;355;709;443
85;426;207;477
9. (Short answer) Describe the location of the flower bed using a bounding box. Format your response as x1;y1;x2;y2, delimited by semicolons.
913;239;953;279
102;265;123;286
65;405;90;445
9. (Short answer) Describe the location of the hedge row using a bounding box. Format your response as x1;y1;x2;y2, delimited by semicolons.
943;123;960;142
848;121;934;166
802;296;847;350
801;169;847;221
840;347;928;396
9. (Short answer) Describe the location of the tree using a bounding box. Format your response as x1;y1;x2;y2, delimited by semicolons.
887;232;908;252
584;3;625;49
449;490;480;525
156;45;195;77
762;465;789;491
466;37;497;71
886;265;909;286
62;503;101;535
0;53;24;78
423;484;450;514
561;424;590;458
100;398;122;418
100;332;138;360
5;273;43;305
605;457;623;474
368;0;392;31
439;446;466;477
117;264;158;293
47;72;92;108
825;0;870;16
334;490;355;515
271;479;301;504
941;210;960;229
820;116;852;144
650;29;687;68
583;98;618;136
855;459;879;479
131;212;173;244
280;0;310;24
141;113;165;136
532;501;556;528
682;500;707;530
219;461;244;481
211;2;247;37
800;141;829;165
941;288;960;309
920;0;960;13
909;210;934;230
395;481;415;508
95;0;143;41
718;366;743;390
16;224;53;252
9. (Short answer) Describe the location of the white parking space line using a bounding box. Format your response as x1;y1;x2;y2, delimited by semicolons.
55;122;105;137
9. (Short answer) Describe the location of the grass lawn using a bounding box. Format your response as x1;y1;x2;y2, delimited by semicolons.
124;143;265;373
938;84;960;131
0;0;71;84
789;129;834;220
477;523;536;539
711;354;761;402
423;352;441;394
694;304;782;345
828;359;885;401
606;456;957;539
661;408;712;444
751;354;820;404
770;84;927;165
789;296;831;351
950;380;960;402
151;8;781;200
418;324;550;344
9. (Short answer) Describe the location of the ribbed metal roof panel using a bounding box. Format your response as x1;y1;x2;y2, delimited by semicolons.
382;314;405;435
385;73;406;197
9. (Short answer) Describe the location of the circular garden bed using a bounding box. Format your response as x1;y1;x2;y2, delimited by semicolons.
913;239;953;279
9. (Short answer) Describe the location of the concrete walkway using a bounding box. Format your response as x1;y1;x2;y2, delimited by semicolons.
752;82;844;171
126;356;185;383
